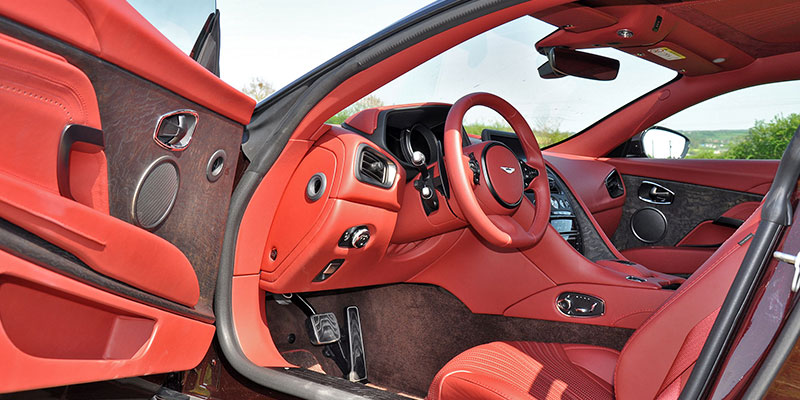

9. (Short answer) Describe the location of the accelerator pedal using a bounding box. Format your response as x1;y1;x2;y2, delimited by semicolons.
345;306;367;382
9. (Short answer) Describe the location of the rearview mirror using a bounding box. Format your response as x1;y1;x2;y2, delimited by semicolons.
538;47;619;81
641;126;690;159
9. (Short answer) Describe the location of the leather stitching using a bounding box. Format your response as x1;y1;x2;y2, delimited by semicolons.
0;83;74;122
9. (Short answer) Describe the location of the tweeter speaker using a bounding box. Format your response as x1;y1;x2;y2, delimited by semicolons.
132;156;180;230
630;207;667;243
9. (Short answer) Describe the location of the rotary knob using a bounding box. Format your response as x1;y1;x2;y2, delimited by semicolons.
350;227;370;248
411;151;426;167
421;185;433;199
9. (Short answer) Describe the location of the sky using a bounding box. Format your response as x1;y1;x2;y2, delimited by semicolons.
129;1;800;133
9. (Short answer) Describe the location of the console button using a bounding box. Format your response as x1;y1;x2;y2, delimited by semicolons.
338;225;370;248
351;228;370;248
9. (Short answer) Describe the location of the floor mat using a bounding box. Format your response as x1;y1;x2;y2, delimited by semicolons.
280;349;325;374
266;283;634;398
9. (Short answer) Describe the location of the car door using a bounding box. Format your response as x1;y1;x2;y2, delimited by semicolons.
600;80;800;276
604;157;773;275
0;0;254;393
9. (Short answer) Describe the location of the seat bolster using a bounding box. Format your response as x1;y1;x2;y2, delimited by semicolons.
428;342;615;400
563;344;620;386
438;370;542;400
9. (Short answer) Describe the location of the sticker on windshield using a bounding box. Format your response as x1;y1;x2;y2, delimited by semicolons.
648;47;686;61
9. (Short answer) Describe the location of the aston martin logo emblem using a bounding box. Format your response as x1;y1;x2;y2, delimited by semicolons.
500;166;515;174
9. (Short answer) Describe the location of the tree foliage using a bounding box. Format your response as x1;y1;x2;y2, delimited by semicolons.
682;114;800;160
326;95;385;125
462;120;570;148
724;113;800;159
241;77;275;102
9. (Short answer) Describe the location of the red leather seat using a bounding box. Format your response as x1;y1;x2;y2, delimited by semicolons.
428;206;762;400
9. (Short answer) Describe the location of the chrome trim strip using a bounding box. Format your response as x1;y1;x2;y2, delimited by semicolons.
152;109;199;151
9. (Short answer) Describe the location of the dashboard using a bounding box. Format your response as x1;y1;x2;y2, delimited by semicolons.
245;103;697;331
257;103;625;294
347;105;588;255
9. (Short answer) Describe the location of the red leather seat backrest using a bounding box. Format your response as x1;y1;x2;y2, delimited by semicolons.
614;205;763;400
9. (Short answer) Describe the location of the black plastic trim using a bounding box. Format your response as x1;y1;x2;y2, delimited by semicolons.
480;141;523;209
354;144;395;189
713;216;744;229
189;9;221;77
306;172;327;202
58;124;105;200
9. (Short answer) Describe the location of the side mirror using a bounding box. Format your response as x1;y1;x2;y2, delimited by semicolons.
641;126;690;159
538;47;619;81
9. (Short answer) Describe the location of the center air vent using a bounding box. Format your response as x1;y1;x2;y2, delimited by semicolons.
605;169;625;198
355;144;397;189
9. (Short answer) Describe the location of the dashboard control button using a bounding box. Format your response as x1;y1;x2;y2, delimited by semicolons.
421;185;433;199
351;228;370;248
555;292;605;317
339;225;370;248
468;153;480;185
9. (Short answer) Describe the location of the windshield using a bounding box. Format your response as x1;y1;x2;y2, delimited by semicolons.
343;16;677;147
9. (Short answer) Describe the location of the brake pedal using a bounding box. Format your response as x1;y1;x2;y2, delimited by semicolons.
346;306;367;382
306;312;341;345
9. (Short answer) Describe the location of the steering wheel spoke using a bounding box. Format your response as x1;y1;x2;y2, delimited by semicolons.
444;92;550;248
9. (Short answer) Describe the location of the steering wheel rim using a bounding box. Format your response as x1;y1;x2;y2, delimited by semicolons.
443;92;550;248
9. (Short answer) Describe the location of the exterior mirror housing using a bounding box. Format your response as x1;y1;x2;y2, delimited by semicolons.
641;126;691;159
538;47;619;81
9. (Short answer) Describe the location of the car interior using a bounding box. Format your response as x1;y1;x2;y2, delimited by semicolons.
1;0;800;399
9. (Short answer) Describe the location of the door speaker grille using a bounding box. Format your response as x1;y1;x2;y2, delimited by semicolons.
132;157;180;230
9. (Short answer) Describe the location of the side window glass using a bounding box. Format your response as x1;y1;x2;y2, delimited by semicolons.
645;80;800;159
127;0;215;56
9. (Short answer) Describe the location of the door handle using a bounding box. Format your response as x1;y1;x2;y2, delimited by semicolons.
638;180;675;205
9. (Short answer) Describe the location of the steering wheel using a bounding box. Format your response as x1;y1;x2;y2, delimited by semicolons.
444;92;550;248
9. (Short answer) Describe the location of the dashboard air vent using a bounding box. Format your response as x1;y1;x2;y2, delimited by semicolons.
605;169;625;198
355;145;397;189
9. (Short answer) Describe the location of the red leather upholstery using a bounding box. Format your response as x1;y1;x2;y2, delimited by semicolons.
620;247;716;275
428;342;616;400
429;205;762;400
595;259;685;287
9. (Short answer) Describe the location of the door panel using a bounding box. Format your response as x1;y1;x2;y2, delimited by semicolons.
0;12;244;317
610;174;762;250
0;3;251;393
0;172;199;306
606;158;771;275
0;251;214;393
605;158;778;195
